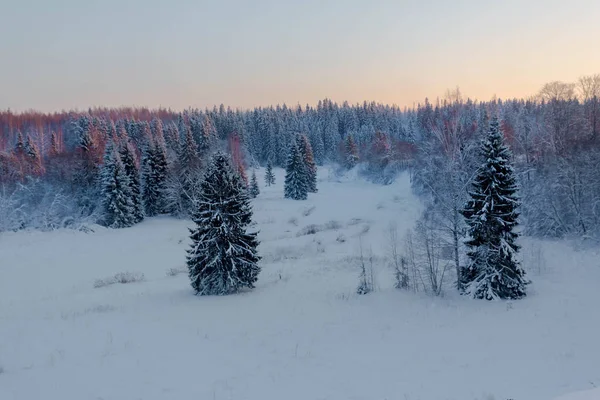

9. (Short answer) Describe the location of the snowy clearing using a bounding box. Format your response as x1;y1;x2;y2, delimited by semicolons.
1;168;599;400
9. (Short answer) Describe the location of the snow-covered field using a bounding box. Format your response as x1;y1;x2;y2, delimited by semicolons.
1;168;599;400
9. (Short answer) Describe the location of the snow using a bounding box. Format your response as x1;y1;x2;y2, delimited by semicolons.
1;167;599;400
554;388;600;400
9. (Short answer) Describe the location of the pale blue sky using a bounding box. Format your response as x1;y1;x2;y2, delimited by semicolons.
1;0;599;111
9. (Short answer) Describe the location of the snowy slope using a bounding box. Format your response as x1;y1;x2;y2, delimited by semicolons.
1;168;599;400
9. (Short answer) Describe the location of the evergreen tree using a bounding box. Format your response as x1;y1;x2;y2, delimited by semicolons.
13;131;25;157
461;117;528;300
175;126;201;215
49;132;60;157
101;141;135;228
187;152;260;295
141;138;168;217
199;114;217;155
297;134;318;193
25;135;43;175
249;170;260;198
309;129;325;165
264;160;276;186
344;134;359;169
284;142;308;200
120;141;144;223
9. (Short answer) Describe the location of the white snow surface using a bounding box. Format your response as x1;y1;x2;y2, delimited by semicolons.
554;388;600;400
1;168;599;400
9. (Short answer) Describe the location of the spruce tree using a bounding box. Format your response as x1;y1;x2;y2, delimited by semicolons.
249;170;260;198
152;134;169;213
264;160;276;186
120;141;144;223
297;134;318;193
284;142;308;200
187;152;260;295
461;117;528;300
141;141;158;216
344;134;359;169
176;126;201;215
101;141;135;228
49;132;60;157
24;135;43;175
14;131;25;157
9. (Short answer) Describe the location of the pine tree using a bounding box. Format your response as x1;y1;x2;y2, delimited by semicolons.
249;170;260;198
344;134;359;169
264;160;276;186
101;141;135;228
297;134;318;193
120;141;144;223
187;152;260;295
284;142;308;200
461;117;528;300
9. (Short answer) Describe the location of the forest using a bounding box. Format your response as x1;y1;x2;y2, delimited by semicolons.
1;75;599;245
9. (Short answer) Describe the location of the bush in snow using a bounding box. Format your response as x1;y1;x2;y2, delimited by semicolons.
403;218;450;296
94;271;145;288
356;237;375;295
387;222;409;290
166;266;187;277
187;152;260;295
296;224;322;236
461;117;529;300
302;205;316;217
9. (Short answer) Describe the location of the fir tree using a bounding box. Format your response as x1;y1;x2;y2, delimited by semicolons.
249;170;260;198
461;117;528;300
284;142;308;200
264;160;276;186
101;141;135;228
120;141;144;223
344;134;359;169
297;134;318;193
187;152;260;295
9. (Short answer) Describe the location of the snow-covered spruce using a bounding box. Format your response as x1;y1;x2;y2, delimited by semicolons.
186;152;260;295
284;141;308;200
249;170;260;198
344;134;359;169
297;134;318;193
141;137;168;217
461;117;528;300
119;141;144;223
100;141;135;228
264;160;276;186
175;125;202;216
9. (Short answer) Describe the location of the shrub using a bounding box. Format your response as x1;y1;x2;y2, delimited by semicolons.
94;272;145;288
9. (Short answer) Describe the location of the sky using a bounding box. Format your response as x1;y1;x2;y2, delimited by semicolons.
1;0;599;112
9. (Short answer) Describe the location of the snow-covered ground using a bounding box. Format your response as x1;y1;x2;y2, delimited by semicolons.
1;168;599;400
